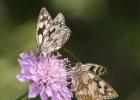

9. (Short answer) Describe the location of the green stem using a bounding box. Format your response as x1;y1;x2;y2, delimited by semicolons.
16;91;28;100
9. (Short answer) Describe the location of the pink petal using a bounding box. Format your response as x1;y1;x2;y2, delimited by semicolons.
52;84;61;91
16;74;27;82
31;75;40;82
40;87;47;100
46;86;53;97
28;83;40;98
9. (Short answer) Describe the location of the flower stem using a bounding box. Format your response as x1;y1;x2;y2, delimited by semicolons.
62;48;79;62
16;91;28;100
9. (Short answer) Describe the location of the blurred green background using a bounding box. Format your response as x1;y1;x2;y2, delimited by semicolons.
0;0;140;100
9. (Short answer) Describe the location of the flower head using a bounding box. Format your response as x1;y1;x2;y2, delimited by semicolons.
16;52;73;100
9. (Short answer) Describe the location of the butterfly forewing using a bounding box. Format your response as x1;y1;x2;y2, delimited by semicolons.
36;7;52;48
36;7;71;55
74;63;107;76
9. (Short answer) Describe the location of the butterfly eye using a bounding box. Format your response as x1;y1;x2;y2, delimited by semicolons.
77;62;82;66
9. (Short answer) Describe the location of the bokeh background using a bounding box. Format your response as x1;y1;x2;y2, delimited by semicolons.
0;0;140;100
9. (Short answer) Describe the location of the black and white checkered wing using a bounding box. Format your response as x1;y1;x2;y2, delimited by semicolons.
43;12;71;54
36;7;71;55
36;7;52;51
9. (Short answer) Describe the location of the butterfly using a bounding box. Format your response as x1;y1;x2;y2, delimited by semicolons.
36;7;71;55
69;62;118;100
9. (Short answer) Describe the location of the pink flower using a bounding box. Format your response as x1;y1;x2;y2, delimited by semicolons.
16;52;73;100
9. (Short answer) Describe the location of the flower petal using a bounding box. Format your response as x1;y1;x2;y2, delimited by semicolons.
28;83;40;98
46;86;53;97
40;87;47;100
16;74;27;82
17;52;73;100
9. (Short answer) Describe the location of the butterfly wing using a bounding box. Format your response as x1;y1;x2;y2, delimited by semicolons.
75;72;118;100
36;7;52;50
36;7;71;54
70;63;118;100
75;72;102;100
76;63;107;76
43;13;71;54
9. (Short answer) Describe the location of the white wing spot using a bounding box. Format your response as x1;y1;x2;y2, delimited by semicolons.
45;23;50;28
99;88;105;94
99;81;105;88
88;73;95;79
39;34;43;44
39;15;43;19
38;22;44;28
94;67;98;73
43;29;48;36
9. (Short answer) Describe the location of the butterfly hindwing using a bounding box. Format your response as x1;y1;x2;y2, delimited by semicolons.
74;71;118;100
43;13;71;54
75;72;102;100
71;63;118;100
36;7;71;54
93;74;118;99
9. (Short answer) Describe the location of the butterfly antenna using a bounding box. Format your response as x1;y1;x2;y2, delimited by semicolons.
62;48;79;62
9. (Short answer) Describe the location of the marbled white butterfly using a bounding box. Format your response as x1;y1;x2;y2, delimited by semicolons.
36;7;71;55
